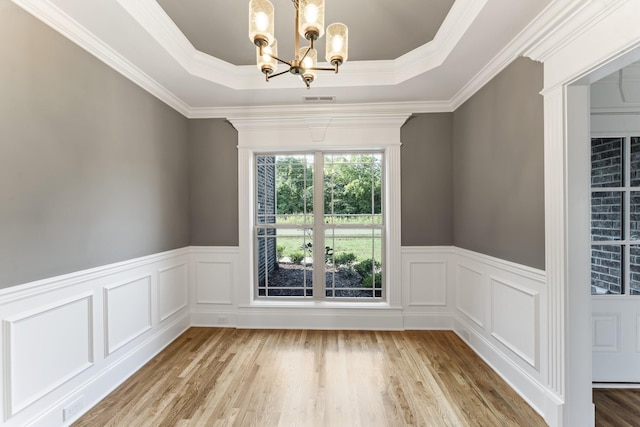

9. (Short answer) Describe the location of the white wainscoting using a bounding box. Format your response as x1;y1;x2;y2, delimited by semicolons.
1;245;554;426
401;247;456;330
191;246;456;330
190;247;240;327
452;248;548;419
0;248;190;427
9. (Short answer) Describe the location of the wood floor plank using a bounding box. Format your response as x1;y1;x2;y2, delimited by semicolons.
593;388;640;427
73;328;547;427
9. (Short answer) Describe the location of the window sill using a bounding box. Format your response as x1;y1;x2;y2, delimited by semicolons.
239;300;395;310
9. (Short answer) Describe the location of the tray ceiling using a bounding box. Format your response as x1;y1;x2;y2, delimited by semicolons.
10;0;556;116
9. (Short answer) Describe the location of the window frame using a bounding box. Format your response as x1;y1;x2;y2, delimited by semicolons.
232;113;407;310
590;134;640;296
253;151;386;301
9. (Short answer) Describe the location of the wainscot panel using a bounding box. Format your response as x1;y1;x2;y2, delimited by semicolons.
401;247;456;330
104;275;152;356
456;263;486;327
3;294;94;418
190;247;239;327
158;263;188;322
490;277;539;368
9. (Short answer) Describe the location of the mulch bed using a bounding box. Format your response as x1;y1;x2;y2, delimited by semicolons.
262;262;376;298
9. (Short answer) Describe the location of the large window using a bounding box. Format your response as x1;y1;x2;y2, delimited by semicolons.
255;152;384;300
591;136;640;295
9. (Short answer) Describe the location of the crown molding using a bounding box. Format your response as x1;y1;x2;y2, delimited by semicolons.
10;0;192;116
523;0;627;63
188;101;453;120
450;0;595;110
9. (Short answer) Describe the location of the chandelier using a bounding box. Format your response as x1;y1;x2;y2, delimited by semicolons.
249;0;348;88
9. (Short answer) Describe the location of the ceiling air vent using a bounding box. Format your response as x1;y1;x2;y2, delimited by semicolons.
303;96;336;103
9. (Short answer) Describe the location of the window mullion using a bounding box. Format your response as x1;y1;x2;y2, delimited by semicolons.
312;152;325;299
625;136;631;295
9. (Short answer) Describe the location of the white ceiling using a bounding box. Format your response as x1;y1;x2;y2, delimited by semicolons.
12;0;558;117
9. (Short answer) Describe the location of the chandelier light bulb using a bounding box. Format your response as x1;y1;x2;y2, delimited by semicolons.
255;12;269;31
331;35;343;52
298;0;325;40
249;0;275;47
257;39;278;76
304;4;318;26
326;23;348;66
299;47;318;84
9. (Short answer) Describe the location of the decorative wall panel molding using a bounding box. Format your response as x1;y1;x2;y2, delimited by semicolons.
490;278;539;368
190;247;238;306
195;261;233;305
456;263;486;327
158;263;188;322
403;257;448;306
104;276;152;356
3;294;94;419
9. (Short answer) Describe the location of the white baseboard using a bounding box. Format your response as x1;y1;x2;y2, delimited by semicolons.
193;307;405;330
593;383;640;389
403;311;455;330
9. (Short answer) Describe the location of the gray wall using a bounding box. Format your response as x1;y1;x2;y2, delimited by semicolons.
0;2;190;288
0;0;546;289
187;114;456;248
188;119;239;246
401;113;454;246
452;57;545;269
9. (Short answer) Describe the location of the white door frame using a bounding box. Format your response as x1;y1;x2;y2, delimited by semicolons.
525;1;640;425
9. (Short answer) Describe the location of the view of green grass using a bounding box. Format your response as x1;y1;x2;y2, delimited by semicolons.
276;231;381;263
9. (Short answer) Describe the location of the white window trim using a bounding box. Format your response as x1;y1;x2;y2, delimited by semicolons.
228;114;410;309
255;151;386;300
590;134;640;296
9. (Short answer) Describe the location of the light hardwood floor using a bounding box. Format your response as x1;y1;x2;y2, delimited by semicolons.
593;388;640;427
73;328;546;426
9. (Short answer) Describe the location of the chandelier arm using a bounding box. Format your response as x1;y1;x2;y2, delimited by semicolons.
268;54;292;67
267;69;292;80
299;46;312;63
308;66;338;72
